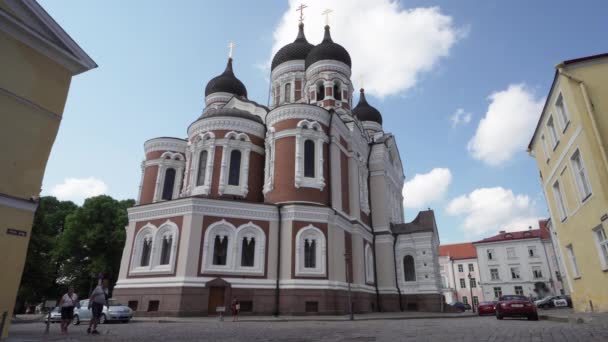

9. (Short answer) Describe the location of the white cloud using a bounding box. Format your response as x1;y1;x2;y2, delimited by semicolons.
446;187;540;236
270;0;462;97
402;168;452;209
50;177;108;204
467;84;544;166
450;108;472;127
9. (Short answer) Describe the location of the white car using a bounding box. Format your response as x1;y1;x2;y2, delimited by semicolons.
72;299;133;325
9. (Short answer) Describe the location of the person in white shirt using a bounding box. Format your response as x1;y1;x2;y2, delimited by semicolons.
58;287;78;335
87;280;108;335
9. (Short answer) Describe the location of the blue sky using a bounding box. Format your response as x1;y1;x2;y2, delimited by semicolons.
39;0;607;243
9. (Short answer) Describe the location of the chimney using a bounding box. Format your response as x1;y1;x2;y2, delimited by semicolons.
499;230;506;234
528;226;532;230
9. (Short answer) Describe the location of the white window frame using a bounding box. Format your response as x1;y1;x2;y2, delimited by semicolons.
490;268;499;280
570;149;592;201
592;226;608;271
565;244;580;278
153;152;185;202
218;132;252;197
201;220;237;273
129;220;179;275
487;249;494;260
234;222;266;275
514;286;524;296
130;224;155;274
528;246;537;258
295;225;326;277
189;132;216;196
510;266;521;279
506;247;517;259
294;120;327;190
532;266;543;279
555;92;570;132
552;180;568;221
364;243;374;284
263;128;276;195
541;134;550;162
546;116;559;149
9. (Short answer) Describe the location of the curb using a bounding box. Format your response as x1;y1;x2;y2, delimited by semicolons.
538;315;572;323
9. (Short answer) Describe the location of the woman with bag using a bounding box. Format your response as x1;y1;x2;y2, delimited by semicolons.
58;286;78;335
231;297;240;322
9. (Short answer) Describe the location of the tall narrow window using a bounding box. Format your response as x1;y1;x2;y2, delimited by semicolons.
334;84;341;100
468;264;474;272
213;235;228;265
459;278;466;288
304;140;315;178
566;244;580;278
493;287;502;298
228;150;242;186
490;268;499;280
403;255;416;281
196;150;208;186
487;249;494;260
541;135;550;161
304;239;316;268
162;168;176;200
552;180;568;221
571;150;592;200
317;84;324;101
547;116;559;149
511;267;521;279
241;237;255;267
532;266;543;279
284;83;291;103
159;235;172;265
593;227;608;269
140;238;152;267
555;94;570;129
514;286;524;296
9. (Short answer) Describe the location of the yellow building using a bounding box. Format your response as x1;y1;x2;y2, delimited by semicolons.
528;53;608;313
0;0;96;338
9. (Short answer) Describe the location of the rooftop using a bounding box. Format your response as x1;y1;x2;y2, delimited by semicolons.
438;243;477;260
473;220;550;244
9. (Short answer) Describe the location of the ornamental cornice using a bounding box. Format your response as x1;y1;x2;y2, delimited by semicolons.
188;117;265;139
204;92;233;106
267;104;330;127
271;60;305;80
305;60;351;79
144;138;187;154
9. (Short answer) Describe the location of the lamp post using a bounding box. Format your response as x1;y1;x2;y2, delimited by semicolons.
468;273;475;313
344;252;354;320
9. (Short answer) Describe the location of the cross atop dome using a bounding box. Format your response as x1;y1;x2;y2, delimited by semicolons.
228;41;235;59
322;8;333;26
296;3;307;24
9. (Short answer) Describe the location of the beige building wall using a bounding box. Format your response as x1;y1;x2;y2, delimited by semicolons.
529;55;608;312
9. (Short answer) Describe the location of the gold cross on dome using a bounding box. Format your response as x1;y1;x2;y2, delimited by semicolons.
296;3;308;23
228;41;236;58
322;8;333;26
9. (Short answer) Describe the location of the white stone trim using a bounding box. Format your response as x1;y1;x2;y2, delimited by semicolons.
144;138;187;155
263;128;276;195
0;193;38;212
305;60;352;79
271;60;305;80
188;117;265;139
152;156;185;203
204;92;234;106
365;243;374;284
294;120;327;190
129;220;179;276
234;222;266;275
295;225;327;277
218;132;252;197
187;132;216;196
266;104;330;128
201;219;237;273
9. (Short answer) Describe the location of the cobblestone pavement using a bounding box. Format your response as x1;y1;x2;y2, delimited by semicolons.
8;316;608;342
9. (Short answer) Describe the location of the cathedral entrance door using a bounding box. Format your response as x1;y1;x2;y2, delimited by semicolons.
208;286;225;314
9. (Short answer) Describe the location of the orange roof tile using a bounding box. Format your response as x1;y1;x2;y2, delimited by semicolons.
438;243;477;260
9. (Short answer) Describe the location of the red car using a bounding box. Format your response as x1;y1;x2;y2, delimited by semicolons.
495;295;538;320
477;301;497;315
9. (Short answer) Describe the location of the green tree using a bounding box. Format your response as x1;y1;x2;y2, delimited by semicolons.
53;195;134;298
16;197;77;312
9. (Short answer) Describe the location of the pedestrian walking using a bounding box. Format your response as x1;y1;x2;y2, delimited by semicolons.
59;286;78;335
231;297;240;322
87;279;108;335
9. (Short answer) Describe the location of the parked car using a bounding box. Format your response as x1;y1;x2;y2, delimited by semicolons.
535;295;571;309
72;299;133;325
555;295;573;308
495;295;538;320
477;301;497;315
450;302;471;312
47;307;61;323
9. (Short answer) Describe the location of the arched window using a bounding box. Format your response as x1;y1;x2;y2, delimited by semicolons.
140;238;152;267
284;83;291;103
213;235;228;265
196;150;208;186
240;237;255;267
228;150;241;186
304;139;315;178
317;83;324;101
334;83;341;100
162;168;176;200
159;235;173;265
365;244;374;283
304;239;316;268
403;255;416;282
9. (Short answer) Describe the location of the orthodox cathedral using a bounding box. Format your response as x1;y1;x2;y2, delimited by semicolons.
114;20;443;316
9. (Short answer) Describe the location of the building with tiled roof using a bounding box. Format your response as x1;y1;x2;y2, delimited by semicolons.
438;243;484;307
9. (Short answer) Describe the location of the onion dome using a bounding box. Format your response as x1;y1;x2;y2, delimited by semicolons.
271;23;315;70
205;58;248;98
305;25;351;69
201;107;263;124
353;89;382;125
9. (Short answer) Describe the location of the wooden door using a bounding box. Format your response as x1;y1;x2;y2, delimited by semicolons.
208;287;225;314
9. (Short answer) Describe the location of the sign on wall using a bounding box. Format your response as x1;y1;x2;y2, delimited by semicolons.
6;228;27;237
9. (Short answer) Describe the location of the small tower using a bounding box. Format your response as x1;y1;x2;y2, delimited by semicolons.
204;56;248;108
352;88;383;138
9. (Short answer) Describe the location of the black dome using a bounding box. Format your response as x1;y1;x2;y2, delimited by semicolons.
353;89;382;125
205;58;247;98
305;25;351;69
271;23;314;70
200;107;263;124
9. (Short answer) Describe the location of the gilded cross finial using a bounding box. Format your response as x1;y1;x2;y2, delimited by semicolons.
322;8;333;26
228;41;235;59
296;3;308;24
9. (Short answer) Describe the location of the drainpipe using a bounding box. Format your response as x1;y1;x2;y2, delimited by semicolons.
556;66;608;181
273;204;282;316
327;109;335;209
392;232;404;311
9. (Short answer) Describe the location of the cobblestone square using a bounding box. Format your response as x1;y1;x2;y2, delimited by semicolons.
8;316;608;342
